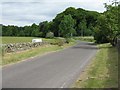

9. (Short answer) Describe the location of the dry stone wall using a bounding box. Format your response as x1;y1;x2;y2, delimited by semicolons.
2;42;49;53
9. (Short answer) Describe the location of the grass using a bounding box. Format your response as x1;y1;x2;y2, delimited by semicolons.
2;37;57;44
73;43;118;88
73;36;95;42
2;42;76;65
2;36;94;44
2;37;35;44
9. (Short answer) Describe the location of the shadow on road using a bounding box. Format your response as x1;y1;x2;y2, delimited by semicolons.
72;46;98;50
72;42;98;50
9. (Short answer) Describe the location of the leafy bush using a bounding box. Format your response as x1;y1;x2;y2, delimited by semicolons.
57;39;64;46
65;38;69;43
46;32;54;38
50;38;66;46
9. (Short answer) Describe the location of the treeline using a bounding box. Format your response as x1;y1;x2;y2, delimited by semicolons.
2;0;120;46
2;7;100;37
2;24;39;37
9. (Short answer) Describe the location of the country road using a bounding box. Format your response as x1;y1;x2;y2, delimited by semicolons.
2;41;98;88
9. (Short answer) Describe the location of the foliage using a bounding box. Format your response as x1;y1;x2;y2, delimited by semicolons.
52;7;99;37
59;14;76;38
74;36;95;42
39;21;50;37
2;7;100;38
94;1;119;46
50;38;66;46
93;16;109;43
46;32;54;38
2;23;39;37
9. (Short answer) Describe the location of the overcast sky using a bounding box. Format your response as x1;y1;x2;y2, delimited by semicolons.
1;0;110;26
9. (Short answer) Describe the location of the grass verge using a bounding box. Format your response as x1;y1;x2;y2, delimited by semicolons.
73;43;118;88
2;42;76;66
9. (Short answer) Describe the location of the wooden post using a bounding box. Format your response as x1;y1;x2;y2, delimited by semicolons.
117;38;120;88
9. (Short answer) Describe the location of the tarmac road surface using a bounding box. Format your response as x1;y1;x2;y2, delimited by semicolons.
2;41;98;88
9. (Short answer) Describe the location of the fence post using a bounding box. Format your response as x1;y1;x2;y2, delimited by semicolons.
117;39;120;62
117;38;120;88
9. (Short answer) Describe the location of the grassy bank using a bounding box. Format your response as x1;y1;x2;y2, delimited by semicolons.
2;42;76;66
73;43;118;88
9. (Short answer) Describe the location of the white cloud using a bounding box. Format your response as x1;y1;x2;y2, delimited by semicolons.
1;0;111;26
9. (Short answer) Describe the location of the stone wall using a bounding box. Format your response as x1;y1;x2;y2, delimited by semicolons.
2;42;49;53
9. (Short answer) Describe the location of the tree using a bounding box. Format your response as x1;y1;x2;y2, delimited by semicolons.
78;18;87;36
39;21;49;37
31;29;40;37
94;0;119;46
2;7;100;37
59;14;76;38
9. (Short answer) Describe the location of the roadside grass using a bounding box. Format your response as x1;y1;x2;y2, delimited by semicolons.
73;36;95;42
73;43;118;88
2;41;76;66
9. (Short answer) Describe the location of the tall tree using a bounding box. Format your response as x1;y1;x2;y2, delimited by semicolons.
39;21;49;37
59;14;76;38
94;0;119;46
78;18;87;36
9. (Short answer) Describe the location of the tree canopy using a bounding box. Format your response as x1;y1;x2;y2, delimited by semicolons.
59;14;76;38
94;0;119;46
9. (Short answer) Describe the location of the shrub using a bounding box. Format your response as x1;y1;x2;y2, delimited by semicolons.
50;38;66;46
46;32;54;38
57;39;64;46
65;38;74;43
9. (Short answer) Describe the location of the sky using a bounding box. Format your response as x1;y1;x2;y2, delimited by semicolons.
1;0;110;26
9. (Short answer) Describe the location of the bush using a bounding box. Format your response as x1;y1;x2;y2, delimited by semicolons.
65;38;71;43
57;39;64;46
46;32;54;38
50;38;66;46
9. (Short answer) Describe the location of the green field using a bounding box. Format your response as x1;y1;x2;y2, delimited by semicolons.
1;36;95;44
73;43;118;88
1;37;58;44
73;36;95;42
